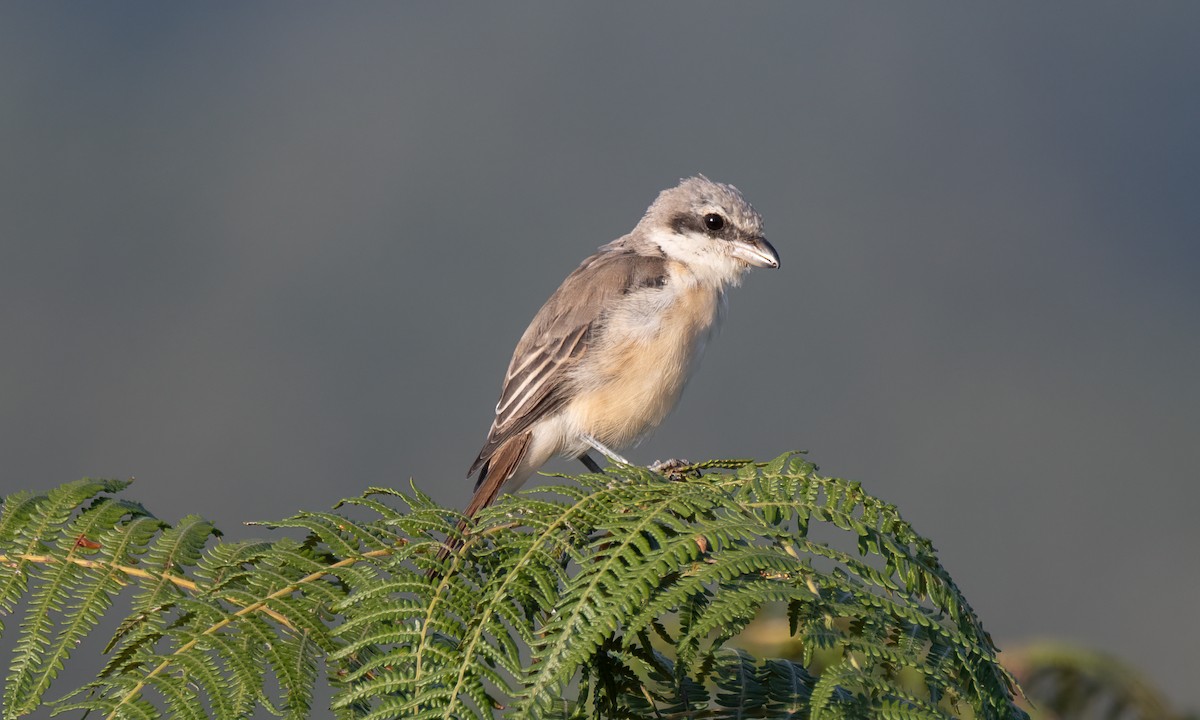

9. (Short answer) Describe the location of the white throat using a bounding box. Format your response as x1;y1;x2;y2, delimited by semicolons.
644;227;748;289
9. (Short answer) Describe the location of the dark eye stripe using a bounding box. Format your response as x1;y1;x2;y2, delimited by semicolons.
669;211;732;236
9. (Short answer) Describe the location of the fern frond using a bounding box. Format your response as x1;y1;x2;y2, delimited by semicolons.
1;480;141;716
3;454;1030;719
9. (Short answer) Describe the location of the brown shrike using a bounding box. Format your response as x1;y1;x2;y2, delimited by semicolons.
464;176;779;518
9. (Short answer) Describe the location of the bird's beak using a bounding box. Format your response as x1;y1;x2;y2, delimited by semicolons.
732;235;780;269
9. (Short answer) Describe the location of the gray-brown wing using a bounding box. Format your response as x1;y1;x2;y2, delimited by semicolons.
468;246;666;478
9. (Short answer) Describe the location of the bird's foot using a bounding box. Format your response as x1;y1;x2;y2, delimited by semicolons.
649;458;699;481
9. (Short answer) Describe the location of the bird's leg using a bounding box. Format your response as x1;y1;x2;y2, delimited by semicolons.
582;436;696;481
581;435;632;466
578;452;604;473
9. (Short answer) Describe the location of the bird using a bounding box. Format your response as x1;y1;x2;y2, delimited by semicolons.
463;175;779;520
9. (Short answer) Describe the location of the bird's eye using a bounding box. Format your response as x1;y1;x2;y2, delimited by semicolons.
703;213;725;231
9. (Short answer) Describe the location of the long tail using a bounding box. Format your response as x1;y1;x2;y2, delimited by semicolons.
435;432;533;566
464;431;531;518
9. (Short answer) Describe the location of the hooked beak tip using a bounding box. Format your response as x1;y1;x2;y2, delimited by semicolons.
746;236;780;269
725;234;779;269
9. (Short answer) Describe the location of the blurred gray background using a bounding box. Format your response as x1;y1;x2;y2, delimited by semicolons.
2;2;1198;712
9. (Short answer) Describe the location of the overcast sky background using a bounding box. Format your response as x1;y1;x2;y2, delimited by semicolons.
2;3;1198;713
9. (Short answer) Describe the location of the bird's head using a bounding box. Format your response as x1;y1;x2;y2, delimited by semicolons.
637;175;779;286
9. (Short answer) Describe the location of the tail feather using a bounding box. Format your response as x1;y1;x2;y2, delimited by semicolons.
435;432;533;567
465;431;532;517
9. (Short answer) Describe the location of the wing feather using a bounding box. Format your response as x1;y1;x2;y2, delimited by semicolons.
467;245;666;478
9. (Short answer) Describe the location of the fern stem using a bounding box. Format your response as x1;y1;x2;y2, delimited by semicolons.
103;547;394;719
0;552;295;629
1;552;197;590
416;538;471;684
